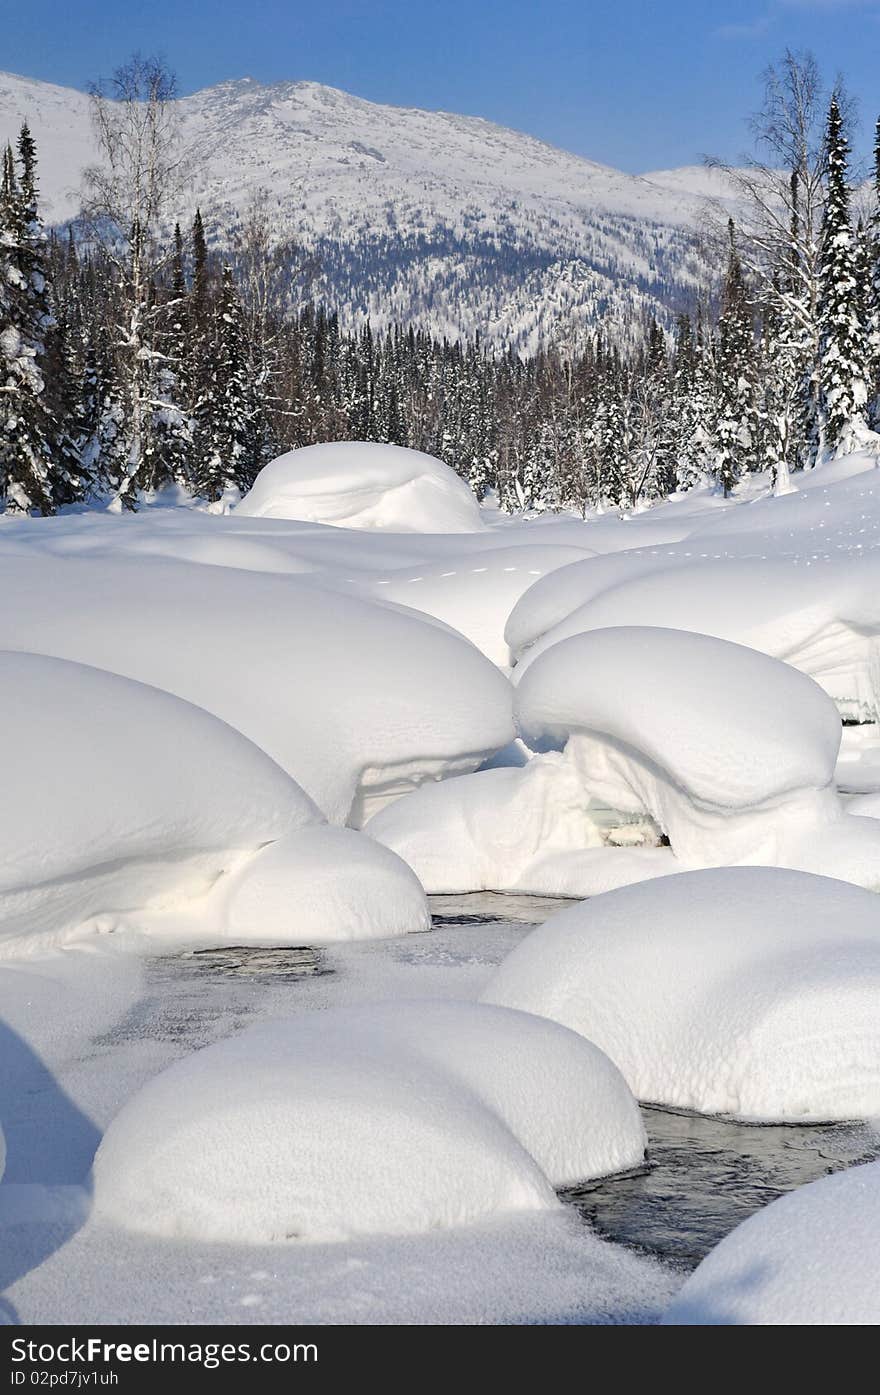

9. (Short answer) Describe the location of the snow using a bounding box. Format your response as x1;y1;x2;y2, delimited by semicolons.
219;827;430;944
236;441;486;533
357;542;592;666
92;999;643;1243
0;650;432;952
0;908;673;1325
514;553;880;718
510;466;880;720
0;650;315;952
516;625;841;810
482;867;880;1122
367;754;667;896
10;431;880;1322
664;1161;880;1325
512;625;874;876
0;551;514;825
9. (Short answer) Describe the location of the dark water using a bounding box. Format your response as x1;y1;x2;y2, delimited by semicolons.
562;1106;880;1269
180;944;330;981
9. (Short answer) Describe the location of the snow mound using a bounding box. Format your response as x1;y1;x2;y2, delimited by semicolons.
367;754;665;896
506;550;678;664
664;1161;880;1325
0;651;315;950
93;1000;644;1242
482;867;880;1121
359;543;590;666
0;554;514;825
236;441;486;533
220;826;430;943
515;625;845;867
513;552;880;719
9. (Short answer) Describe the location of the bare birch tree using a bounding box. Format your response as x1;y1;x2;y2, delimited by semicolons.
81;55;187;505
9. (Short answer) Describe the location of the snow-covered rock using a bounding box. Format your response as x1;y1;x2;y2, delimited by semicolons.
0;651;315;950
513;551;880;720
482;867;880;1121
237;442;485;533
514;625;851;869
664;1161;880;1325
0;553;514;825
506;549;679;664
219;826;430;944
93;1000;644;1242
367;753;664;895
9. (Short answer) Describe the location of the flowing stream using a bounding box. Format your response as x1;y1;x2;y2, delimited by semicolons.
134;892;880;1274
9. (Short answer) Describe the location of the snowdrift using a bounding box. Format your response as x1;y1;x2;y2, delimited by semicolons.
664;1161;880;1325
0;651;315;949
0;553;514;825
236;441;486;533
482;867;880;1121
511;550;880;720
358;543;591;666
93;1001;644;1242
219;826;430;944
366;754;665;896
370;625;879;890
513;625;878;875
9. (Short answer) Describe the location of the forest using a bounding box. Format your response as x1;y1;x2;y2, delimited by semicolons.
2;50;880;516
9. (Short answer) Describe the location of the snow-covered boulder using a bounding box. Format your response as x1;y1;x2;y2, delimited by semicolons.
482;867;880;1121
506;550;679;665
513;552;880;720
236;441;485;533
367;754;664;896
515;625;846;868
664;1161;880;1325
219;826;430;943
0;651;316;949
93;1001;644;1242
0;554;514;825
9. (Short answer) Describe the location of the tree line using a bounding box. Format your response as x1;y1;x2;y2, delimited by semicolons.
2;50;880;517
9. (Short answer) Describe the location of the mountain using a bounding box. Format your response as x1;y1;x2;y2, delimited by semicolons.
0;71;729;350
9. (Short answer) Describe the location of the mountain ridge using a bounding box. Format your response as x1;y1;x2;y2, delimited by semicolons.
0;70;728;349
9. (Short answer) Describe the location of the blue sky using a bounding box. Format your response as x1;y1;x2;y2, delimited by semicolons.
5;0;880;172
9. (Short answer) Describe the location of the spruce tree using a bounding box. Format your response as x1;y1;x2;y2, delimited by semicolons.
0;127;58;514
715;220;757;495
194;264;263;502
817;95;870;457
142;232;193;492
868;116;880;428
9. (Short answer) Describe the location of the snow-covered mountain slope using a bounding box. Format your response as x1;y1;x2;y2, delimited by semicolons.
0;71;723;347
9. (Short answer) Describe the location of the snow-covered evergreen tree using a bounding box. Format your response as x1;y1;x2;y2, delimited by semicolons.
194;264;263;501
0;127;56;514
867;116;880;429
142;229;193;491
817;96;871;457
715;221;757;495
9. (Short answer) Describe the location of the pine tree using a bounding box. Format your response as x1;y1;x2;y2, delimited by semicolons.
817;95;870;457
715;220;757;495
0;127;57;514
43;292;90;506
867;116;880;428
194;265;263;501
142;230;193;492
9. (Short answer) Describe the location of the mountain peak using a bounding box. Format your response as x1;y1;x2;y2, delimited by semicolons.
0;69;718;350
